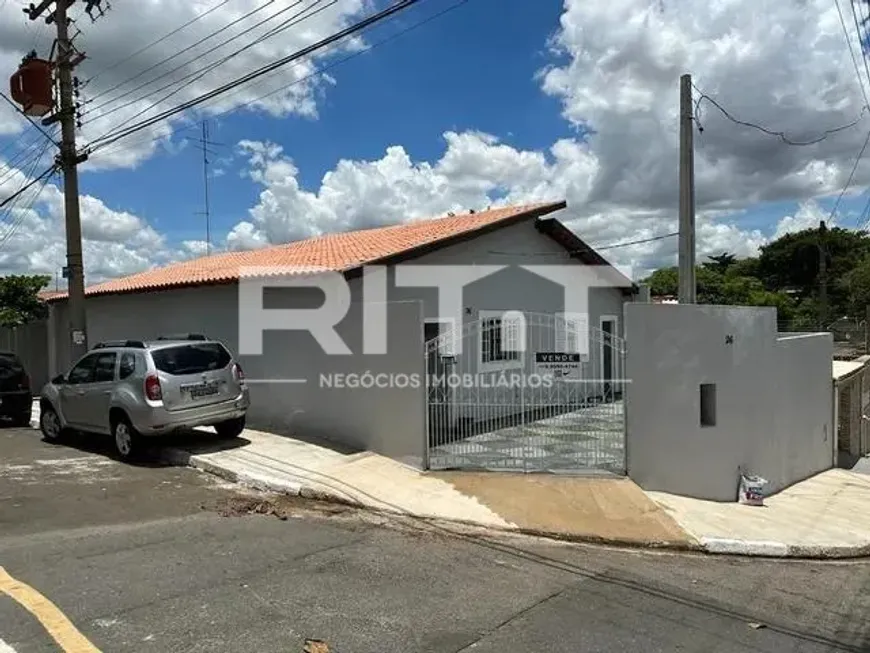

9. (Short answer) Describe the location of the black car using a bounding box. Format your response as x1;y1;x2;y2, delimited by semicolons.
0;352;32;426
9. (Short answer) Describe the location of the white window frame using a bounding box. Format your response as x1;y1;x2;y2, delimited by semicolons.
555;311;589;360
424;317;458;357
478;310;525;373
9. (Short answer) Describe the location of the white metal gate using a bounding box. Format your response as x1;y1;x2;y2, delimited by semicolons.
424;312;626;474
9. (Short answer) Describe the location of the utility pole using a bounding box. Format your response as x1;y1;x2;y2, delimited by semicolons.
200;120;211;256
819;220;828;329
23;0;104;361
678;73;696;304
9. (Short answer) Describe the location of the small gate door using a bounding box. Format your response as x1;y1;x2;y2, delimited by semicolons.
425;322;452;446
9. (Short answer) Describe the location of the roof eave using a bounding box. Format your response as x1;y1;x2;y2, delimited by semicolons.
342;201;568;279
46;201;572;302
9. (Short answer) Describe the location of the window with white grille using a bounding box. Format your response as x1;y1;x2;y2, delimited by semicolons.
556;312;588;357
479;311;525;369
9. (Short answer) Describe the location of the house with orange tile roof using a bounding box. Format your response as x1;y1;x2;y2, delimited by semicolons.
44;201;641;471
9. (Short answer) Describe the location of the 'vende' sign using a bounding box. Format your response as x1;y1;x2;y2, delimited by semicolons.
534;352;582;364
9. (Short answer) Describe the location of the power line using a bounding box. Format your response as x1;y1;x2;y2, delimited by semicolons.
84;0;238;86
92;0;470;161
85;0;427;154
0;166;53;249
0;138;54;245
0;91;59;146
0;137;48;177
86;0;335;138
81;0;278;111
487;231;679;257
835;0;870;108
0;177;52;249
692;84;868;145
849;0;870;92
826;125;870;226
0;131;57;186
0;163;56;209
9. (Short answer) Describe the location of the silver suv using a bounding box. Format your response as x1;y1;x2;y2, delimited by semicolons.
39;334;251;460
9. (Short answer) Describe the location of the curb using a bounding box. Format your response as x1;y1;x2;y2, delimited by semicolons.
161;447;870;559
700;537;870;559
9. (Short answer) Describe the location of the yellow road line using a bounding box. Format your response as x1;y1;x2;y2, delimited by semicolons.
0;566;100;653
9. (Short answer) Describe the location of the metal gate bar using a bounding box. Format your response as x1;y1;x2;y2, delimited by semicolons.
424;311;626;474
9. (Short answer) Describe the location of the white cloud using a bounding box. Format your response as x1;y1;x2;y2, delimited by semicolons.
4;0;870;284
0;0;369;170
221;0;870;280
771;200;831;241
0;155;192;285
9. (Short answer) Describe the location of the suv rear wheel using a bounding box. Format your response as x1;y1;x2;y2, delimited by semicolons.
215;416;245;439
112;414;141;461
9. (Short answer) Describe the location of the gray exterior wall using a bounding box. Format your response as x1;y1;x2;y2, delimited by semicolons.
625;303;834;501
47;219;631;463
49;287;427;466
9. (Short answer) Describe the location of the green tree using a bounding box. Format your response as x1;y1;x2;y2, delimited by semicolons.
644;266;678;296
704;252;737;273
756;226;870;303
0;274;51;327
641;261;795;319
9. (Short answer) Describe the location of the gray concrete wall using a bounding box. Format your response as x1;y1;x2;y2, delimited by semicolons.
0;319;48;389
625;303;834;501
50;286;427;466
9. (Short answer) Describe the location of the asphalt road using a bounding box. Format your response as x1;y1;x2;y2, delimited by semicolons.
2;424;870;652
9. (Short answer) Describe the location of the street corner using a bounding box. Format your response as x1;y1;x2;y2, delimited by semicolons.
0;566;101;652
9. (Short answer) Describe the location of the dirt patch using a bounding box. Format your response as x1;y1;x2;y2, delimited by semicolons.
209;494;355;520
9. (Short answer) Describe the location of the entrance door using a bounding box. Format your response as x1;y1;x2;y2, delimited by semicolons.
425;321;452;447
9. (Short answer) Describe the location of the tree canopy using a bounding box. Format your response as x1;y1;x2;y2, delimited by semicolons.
641;225;870;329
0;275;51;328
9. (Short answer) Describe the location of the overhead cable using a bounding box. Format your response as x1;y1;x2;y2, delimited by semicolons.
0;162;56;209
826;125;870;225
0;91;59;146
85;0;425;154
835;0;870;108
693;84;868;146
92;0;469;161
82;0;278;109
84;0;238;86
86;0;335;136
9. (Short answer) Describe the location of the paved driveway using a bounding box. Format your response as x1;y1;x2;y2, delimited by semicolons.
429;401;625;473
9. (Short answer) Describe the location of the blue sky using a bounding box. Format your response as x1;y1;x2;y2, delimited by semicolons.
2;0;868;281
78;0;576;248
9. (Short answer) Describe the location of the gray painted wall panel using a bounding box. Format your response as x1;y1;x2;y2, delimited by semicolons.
625;303;833;501
47;219;631;464
49;286;426;465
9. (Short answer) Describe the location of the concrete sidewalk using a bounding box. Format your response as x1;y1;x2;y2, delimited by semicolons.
161;430;870;558
161;429;693;550
647;468;870;558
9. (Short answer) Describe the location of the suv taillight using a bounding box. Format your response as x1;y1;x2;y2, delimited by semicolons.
20;373;29;390
232;363;245;382
144;373;162;401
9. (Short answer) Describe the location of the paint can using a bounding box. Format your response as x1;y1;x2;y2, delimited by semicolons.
738;473;767;506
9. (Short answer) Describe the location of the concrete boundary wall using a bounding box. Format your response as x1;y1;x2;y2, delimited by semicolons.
49;286;428;467
625;303;834;501
0;319;48;390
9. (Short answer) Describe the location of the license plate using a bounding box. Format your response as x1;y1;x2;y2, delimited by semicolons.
188;384;218;398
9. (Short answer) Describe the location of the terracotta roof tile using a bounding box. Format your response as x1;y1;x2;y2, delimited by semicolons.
48;201;567;302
